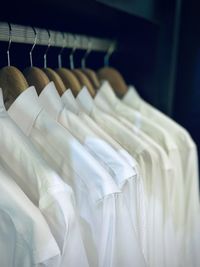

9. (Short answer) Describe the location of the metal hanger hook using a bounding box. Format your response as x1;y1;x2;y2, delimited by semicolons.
104;40;116;67
7;22;12;66
81;38;92;69
44;29;51;68
58;32;66;68
29;26;37;67
69;34;78;70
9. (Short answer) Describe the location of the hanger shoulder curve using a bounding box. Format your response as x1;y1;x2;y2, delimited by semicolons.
43;68;66;96
56;68;82;97
23;67;50;95
0;66;28;100
72;69;96;97
97;67;128;98
81;68;100;91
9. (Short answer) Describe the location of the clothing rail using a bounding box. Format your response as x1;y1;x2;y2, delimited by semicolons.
0;22;116;52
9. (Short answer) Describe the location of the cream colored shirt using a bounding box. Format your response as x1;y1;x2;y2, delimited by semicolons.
123;86;200;267
96;82;188;265
2;88;89;267
77;87;166;267
8;85;146;267
117;117;178;267
0;163;60;267
94;89;181;267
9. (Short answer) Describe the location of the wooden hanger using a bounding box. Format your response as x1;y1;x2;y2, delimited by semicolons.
0;24;28;107
23;66;50;95
57;34;95;97
56;68;81;97
97;67;128;98
78;40;100;92
23;27;50;95
72;69;96;97
55;33;82;96
97;41;127;98
43;68;66;96
81;68;100;91
39;30;66;96
0;66;28;102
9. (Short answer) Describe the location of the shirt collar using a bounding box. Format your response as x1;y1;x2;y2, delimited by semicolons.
39;82;63;121
76;86;94;115
95;80;119;107
61;89;80;114
122;86;141;108
94;90;115;115
8;86;42;136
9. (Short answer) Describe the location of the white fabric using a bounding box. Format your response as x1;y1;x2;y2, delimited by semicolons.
61;89;137;168
39;82;142;243
77;87;166;267
94;89;180;266
118;117;178;267
123;86;200;266
8;84;146;267
1;88;89;267
0;163;60;267
96;81;185;257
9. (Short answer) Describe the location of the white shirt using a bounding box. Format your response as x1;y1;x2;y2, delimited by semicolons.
96;82;188;264
0;89;89;267
0;163;60;267
117;117;178;267
98;83;184;212
123;86;200;267
39;82;143;245
8;84;146;267
76;86;166;267
61;89;137;168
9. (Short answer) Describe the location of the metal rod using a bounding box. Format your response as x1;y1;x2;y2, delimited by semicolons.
0;22;116;52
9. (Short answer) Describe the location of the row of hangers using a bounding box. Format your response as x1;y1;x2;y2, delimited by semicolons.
0;23;129;107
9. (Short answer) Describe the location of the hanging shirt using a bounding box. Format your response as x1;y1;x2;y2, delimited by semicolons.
8;84;146;267
123;85;200;267
76;86;165;267
0;89;89;267
95;81;185;240
0;164;60;267
61;89;137;169
94;90;179;267
39;81;143;246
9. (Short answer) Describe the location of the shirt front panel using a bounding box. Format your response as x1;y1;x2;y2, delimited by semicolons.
78;91;166;267
7;87;89;267
0;163;60;266
37;84;147;267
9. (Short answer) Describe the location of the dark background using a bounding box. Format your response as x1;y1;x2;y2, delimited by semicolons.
1;0;200;165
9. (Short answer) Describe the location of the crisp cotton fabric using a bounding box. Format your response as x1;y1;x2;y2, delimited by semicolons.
0;89;89;267
8;84;146;267
94;91;178;267
61;89;137;168
0;164;60;267
76;87;166;267
95;81;186;263
123;86;200;267
117;117;178;267
39;82;142;245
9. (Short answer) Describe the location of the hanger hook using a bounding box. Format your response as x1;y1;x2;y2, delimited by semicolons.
44;29;51;68
81;38;92;69
104;40;116;67
69;34;78;70
7;22;12;66
58;32;66;68
29;26;37;67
